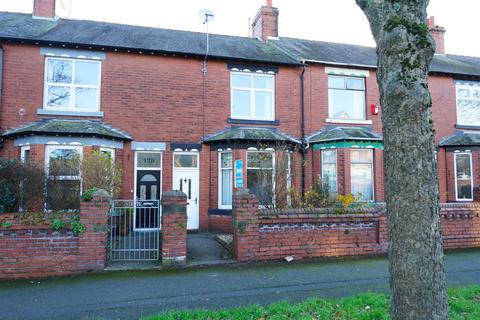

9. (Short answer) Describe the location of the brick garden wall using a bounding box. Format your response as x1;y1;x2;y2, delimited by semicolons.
0;194;110;280
233;192;480;262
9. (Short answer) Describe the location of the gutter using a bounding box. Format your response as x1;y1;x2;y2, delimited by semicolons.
0;45;3;110
0;37;303;67
301;58;377;69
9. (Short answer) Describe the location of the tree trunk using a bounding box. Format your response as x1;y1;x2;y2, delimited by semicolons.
355;1;449;319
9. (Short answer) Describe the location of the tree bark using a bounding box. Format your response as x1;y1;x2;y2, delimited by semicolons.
355;1;449;319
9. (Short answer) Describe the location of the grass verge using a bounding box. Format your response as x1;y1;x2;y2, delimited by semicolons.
144;285;480;320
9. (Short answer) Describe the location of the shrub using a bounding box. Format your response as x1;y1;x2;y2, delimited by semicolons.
0;158;45;213
50;218;66;230
82;150;121;197
290;179;336;209
289;179;365;211
81;187;98;202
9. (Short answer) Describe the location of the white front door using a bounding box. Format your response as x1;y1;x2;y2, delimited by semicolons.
172;152;199;230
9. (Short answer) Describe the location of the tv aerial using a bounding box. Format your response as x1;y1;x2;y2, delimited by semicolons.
199;9;215;24
199;9;215;76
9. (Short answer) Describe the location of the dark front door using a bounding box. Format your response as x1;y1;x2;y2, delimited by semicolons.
136;170;161;229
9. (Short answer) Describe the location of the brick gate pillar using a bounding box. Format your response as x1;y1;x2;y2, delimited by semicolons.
232;190;260;261
78;189;111;272
161;190;188;266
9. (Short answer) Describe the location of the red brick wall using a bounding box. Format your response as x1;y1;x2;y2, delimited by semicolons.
0;226;79;279
0;195;110;280
209;215;233;233
0;42;469;232
0;43;303;230
441;203;480;249
161;190;188;266
233;192;480;262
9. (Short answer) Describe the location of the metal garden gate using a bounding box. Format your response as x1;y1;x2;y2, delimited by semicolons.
109;199;161;261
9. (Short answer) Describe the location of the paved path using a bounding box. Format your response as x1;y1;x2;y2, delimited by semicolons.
1;249;480;320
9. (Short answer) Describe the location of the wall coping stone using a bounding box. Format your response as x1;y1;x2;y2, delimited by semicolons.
260;205;386;217
163;190;187;198
259;213;384;220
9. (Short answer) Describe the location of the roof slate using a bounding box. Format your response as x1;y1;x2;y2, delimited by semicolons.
439;131;480;147
0;12;299;66
307;126;383;144
2;119;132;140
203;127;300;144
1;11;480;76
273;37;480;77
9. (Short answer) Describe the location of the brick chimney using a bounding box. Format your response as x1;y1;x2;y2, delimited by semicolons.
427;16;446;54
252;0;279;42
33;0;56;19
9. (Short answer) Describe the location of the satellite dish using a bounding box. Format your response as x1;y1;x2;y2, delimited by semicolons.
199;9;215;24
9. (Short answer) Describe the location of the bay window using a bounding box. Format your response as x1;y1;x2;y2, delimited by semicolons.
247;151;274;207
218;152;233;208
45;146;82;210
454;152;473;201
321;149;337;193
350;149;374;201
44;57;101;111
231;72;274;120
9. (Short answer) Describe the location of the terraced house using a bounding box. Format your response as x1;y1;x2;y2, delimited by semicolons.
1;0;480;234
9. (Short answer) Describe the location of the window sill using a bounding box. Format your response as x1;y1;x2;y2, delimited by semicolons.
455;124;480;130
37;109;104;117
325;118;372;125
208;208;232;216
227;118;279;125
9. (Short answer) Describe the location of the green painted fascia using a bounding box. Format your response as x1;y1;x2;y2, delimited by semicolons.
312;141;384;150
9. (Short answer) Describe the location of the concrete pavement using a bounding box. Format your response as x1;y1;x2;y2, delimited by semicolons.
1;249;480;320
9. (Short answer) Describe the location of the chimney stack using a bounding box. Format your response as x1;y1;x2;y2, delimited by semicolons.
33;0;56;19
252;0;279;42
427;16;446;54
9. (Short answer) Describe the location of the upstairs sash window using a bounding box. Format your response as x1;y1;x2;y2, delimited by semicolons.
231;72;275;120
44;57;101;111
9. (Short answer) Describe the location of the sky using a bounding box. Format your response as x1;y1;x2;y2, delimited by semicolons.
0;0;479;57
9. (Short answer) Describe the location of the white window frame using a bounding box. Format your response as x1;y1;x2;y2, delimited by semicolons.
455;83;480;126
328;75;366;121
173;152;199;169
218;151;233;209
454;152;474;202
45;145;83;179
350;148;374;201
246;149;276;206
230;71;275;121
43;57;102;112
100;147;115;163
20;146;30;163
321;149;338;193
45;145;83;207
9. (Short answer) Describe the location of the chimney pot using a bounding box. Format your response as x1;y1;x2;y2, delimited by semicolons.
33;0;56;19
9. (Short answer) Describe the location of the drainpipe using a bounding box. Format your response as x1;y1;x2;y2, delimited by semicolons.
0;45;3;147
0;46;3;110
300;63;307;196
